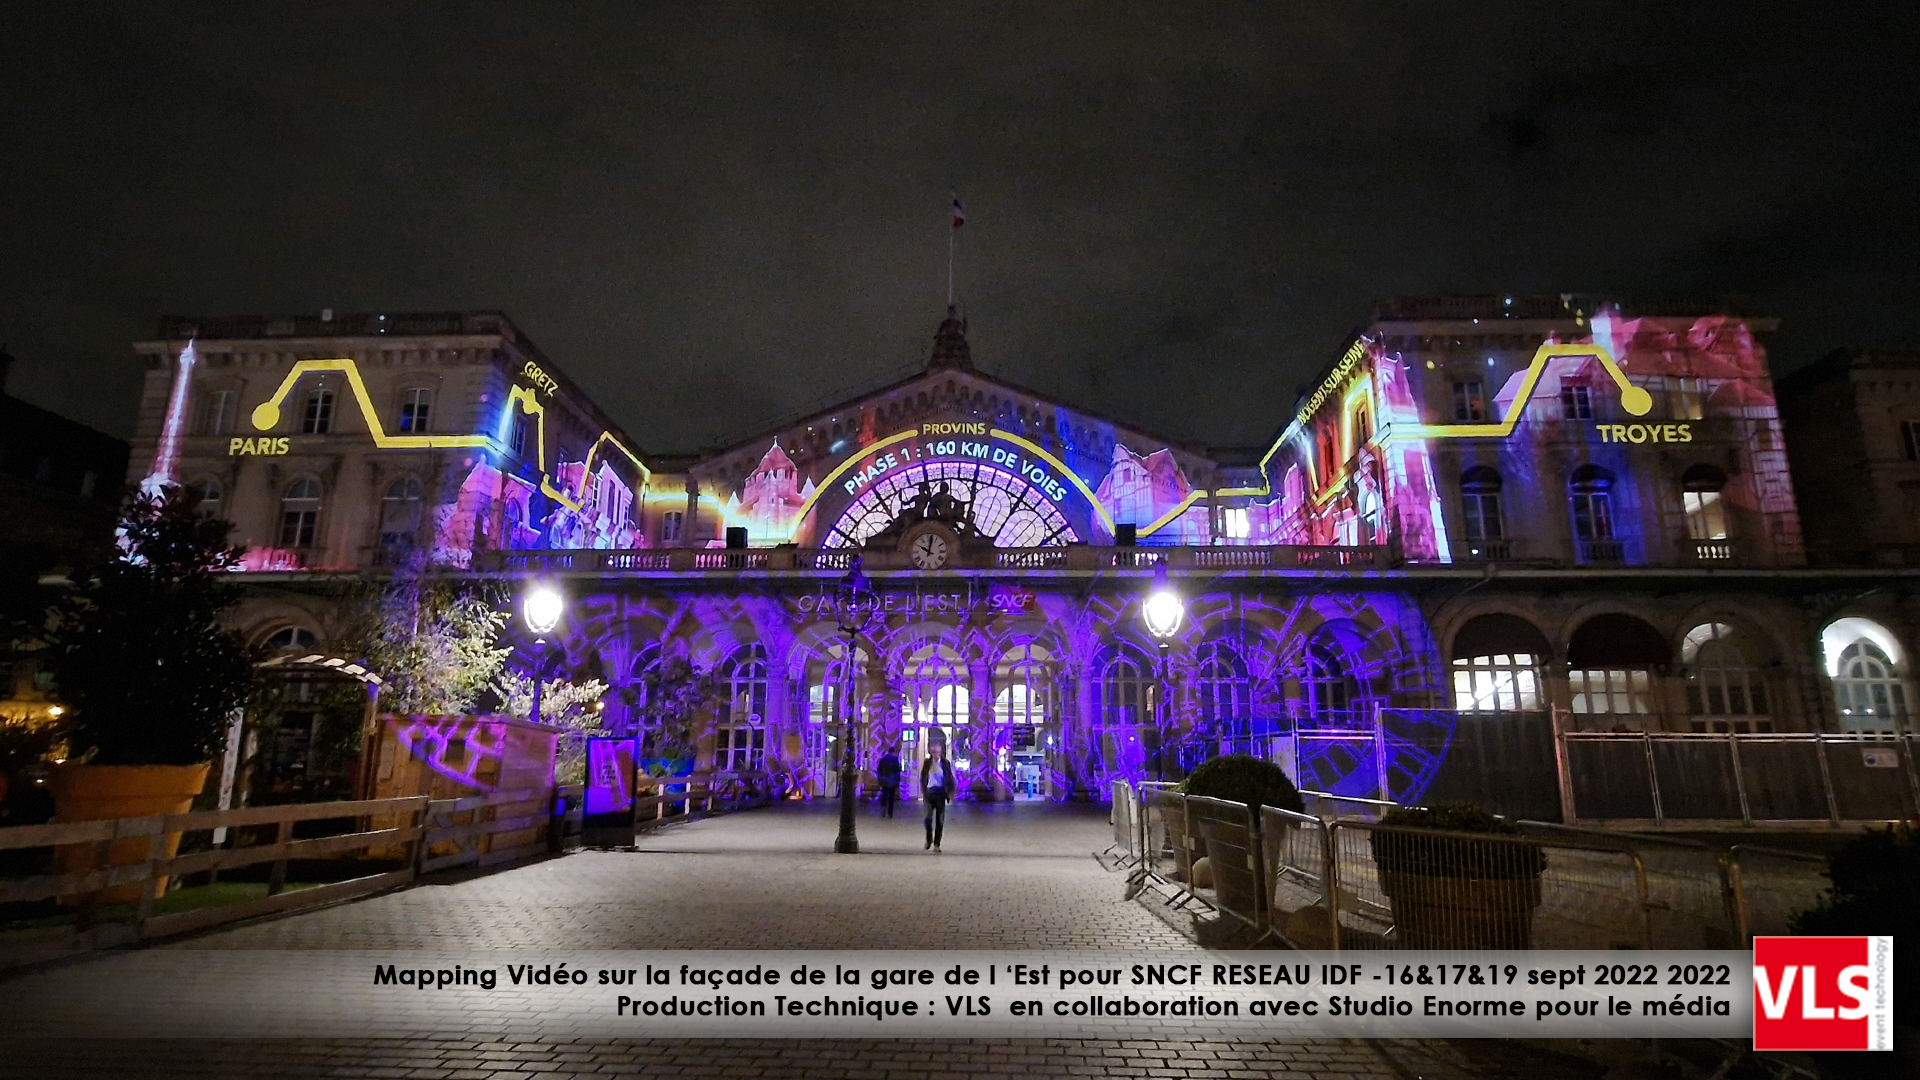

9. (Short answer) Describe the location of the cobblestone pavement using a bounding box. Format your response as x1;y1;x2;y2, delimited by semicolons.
0;802;1621;1079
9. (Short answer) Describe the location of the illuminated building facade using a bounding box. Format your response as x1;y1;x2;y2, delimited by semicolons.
130;300;1920;820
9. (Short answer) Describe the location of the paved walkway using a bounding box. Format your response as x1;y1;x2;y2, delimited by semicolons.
0;802;1633;1079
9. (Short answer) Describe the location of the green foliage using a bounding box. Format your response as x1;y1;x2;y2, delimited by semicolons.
1372;803;1546;879
631;657;719;761
45;486;255;766
336;579;513;715
1178;753;1305;814
490;671;609;731
1792;826;1918;1030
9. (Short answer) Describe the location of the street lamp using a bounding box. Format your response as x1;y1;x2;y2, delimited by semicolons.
522;585;564;726
1141;560;1184;780
834;559;876;854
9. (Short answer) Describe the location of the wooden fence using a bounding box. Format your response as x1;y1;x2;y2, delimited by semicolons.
632;771;774;832
0;783;589;968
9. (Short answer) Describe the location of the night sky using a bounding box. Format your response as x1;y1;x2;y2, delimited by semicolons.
4;3;1917;453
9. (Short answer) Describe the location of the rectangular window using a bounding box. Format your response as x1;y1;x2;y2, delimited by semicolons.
1452;381;1486;423
1560;382;1593;420
1568;669;1651;715
714;727;766;772
661;510;684;543
1683;490;1729;540
399;388;432;433
1902;420;1920;462
1221;506;1251;539
1571;491;1613;540
1670;378;1704;420
280;509;317;548
302;389;334;434
1462;492;1502;541
510;414;528;455
202;389;238;435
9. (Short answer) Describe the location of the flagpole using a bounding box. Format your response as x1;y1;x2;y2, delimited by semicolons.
947;225;955;309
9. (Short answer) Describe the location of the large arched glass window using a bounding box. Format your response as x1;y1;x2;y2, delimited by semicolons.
1450;613;1549;713
993;644;1054;798
1460;466;1503;548
715;644;769;771
279;478;322;548
1567;613;1667;725
1301;637;1356;728
1820;618;1911;732
1194;641;1251;738
1569;464;1616;549
263;626;318;651
1682;622;1771;733
1096;651;1151;730
1834;642;1908;730
900;642;971;781
379;476;424;550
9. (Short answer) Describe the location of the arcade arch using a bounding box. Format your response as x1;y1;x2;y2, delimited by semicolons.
1821;617;1911;731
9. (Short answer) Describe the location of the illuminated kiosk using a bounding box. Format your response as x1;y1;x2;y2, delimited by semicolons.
127;300;1920;825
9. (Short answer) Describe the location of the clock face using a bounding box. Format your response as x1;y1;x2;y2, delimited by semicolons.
909;532;951;570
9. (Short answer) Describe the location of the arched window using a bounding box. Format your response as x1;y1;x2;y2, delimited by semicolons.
1194;641;1251;740
1459;466;1503;546
1820;618;1911;731
1301;636;1356;728
715;644;769;771
279;478;322;548
188;477;223;520
900;643;971;779
1681;464;1730;543
1096;650;1152;730
1682;623;1771;733
1450;613;1549;713
993;644;1054;799
379;477;424;549
1566;613;1667;724
263;626;317;651
1569;464;1616;543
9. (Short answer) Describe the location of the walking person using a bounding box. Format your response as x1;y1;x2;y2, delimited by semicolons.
921;743;957;851
876;745;902;818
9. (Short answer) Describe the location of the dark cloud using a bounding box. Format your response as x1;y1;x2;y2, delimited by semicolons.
1;1;1916;451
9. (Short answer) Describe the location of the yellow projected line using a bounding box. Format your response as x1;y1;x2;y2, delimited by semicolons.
250;358;647;514
1146;343;1648;536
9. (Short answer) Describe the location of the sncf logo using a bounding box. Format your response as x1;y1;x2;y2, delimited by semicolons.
1752;936;1894;1051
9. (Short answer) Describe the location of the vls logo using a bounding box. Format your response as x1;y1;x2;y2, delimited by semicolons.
1752;936;1894;1051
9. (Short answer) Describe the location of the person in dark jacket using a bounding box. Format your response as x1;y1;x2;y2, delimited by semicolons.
920;743;957;851
876;746;903;818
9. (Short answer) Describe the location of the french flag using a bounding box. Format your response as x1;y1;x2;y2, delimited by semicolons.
951;198;965;229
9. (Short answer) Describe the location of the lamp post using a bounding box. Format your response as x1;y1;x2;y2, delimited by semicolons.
522;585;564;726
834;559;876;854
1141;560;1185;781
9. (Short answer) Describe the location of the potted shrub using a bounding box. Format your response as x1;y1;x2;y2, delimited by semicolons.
1178;754;1305;885
1369;803;1546;949
43;486;255;902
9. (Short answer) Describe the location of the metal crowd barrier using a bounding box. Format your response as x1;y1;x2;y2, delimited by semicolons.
1723;844;1830;943
1102;785;1822;952
1103;779;1139;867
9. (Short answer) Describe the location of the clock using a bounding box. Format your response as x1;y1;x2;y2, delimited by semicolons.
908;530;952;570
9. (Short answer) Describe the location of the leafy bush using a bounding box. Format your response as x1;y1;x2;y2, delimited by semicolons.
1178;754;1304;814
1791;825;1917;1030
1372;802;1545;879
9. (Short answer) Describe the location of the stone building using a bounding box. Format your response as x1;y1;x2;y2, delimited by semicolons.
125;300;1920;824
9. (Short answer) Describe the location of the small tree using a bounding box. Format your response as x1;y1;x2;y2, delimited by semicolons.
631;656;719;765
489;671;610;728
46;486;255;766
336;579;513;715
